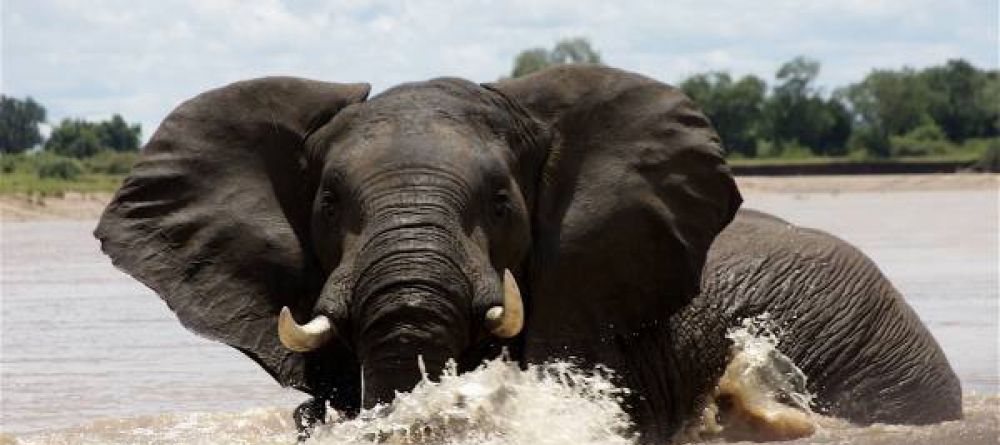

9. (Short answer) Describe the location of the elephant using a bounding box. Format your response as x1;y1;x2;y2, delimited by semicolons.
664;208;963;440
93;64;958;444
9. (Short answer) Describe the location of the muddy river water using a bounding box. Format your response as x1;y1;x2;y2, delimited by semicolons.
2;188;997;444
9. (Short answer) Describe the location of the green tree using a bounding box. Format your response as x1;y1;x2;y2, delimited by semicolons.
511;48;552;78
510;37;601;78
841;68;940;156
549;37;602;64
96;114;141;152
0;96;47;154
46;119;105;158
680;72;766;156
774;56;820;98
979;71;1000;137
764;56;852;155
821;98;853;156
922;59;996;141
45;115;141;158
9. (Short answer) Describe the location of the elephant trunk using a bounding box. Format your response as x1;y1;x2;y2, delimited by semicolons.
350;223;473;408
353;270;522;408
357;290;465;408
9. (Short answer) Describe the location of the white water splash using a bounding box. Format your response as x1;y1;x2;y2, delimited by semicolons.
724;314;814;412
309;358;635;444
11;357;635;445
689;314;818;442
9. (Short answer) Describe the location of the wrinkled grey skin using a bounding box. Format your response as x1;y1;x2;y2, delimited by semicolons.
93;65;957;444
95;65;739;443
675;209;963;427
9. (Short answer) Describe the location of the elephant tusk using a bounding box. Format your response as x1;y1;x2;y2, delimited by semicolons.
278;306;336;352
486;269;524;338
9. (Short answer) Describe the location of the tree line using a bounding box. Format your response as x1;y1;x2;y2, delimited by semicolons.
3;42;996;163
511;39;999;160
1;96;141;157
1;97;142;184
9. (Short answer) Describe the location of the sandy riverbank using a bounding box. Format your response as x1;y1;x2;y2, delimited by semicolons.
0;192;113;222
1;174;997;222
736;173;998;193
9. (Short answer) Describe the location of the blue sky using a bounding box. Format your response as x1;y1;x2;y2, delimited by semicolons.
2;0;997;140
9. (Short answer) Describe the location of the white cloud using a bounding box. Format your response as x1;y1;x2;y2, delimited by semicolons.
2;0;995;140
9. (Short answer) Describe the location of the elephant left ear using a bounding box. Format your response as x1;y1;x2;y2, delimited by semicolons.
490;65;742;356
94;77;369;393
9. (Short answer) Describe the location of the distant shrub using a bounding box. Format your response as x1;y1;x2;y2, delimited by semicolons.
0;153;37;174
890;122;951;157
83;150;137;175
36;155;83;179
848;126;891;158
1;155;19;174
777;141;814;159
969;141;1000;173
958;138;1000;157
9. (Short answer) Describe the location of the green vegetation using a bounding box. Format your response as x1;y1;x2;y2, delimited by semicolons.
727;138;995;167
763;57;853;157
681;56;998;162
0;96;141;194
1;96;47;154
512;39;999;169
969;141;1000;172
679;72;767;157
2;45;996;196
47;114;141;158
0;151;134;194
510;37;602;78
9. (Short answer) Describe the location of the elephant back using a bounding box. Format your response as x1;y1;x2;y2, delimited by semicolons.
700;209;962;424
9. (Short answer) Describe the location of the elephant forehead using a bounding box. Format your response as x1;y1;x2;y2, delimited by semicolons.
357;122;496;167
311;79;528;189
324;121;513;200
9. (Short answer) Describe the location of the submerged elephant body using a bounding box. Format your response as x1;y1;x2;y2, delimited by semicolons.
94;65;959;443
665;209;962;437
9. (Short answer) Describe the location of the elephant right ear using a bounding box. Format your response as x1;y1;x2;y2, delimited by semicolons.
94;77;369;391
490;65;741;359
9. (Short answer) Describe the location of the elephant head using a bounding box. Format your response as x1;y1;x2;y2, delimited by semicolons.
95;65;741;417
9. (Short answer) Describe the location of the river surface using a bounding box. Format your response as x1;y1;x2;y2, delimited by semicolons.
2;187;998;443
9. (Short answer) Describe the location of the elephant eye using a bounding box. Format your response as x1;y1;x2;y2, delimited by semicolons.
320;191;338;218
493;190;510;220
